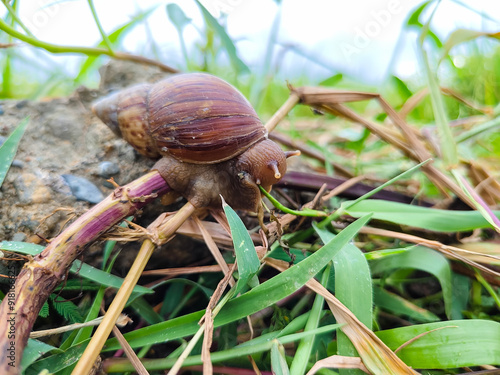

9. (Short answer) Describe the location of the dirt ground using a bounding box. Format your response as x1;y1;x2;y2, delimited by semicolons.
0;61;209;273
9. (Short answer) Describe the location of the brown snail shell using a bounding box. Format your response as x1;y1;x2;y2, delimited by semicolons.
92;73;266;163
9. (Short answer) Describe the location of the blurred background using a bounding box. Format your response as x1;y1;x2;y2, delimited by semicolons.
1;0;499;99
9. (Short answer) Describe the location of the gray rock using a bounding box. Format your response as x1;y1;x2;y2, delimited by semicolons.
11;160;24;168
98;161;120;178
0;136;5;146
12;232;27;242
14;173;52;204
61;174;104;204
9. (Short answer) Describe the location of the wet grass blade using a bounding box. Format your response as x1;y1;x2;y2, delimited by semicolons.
373;286;440;323
344;199;500;232
290;265;330;375
0;241;152;295
314;226;373;375
377;320;500;368
222;198;260;292
195;0;249;74
0;117;29;187
370;246;452;318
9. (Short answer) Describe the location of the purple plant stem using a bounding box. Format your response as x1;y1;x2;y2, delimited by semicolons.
0;171;170;374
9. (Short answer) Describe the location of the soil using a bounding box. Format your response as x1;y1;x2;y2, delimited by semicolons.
0;61;209;273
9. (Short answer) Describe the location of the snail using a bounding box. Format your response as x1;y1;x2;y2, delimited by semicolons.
92;73;298;212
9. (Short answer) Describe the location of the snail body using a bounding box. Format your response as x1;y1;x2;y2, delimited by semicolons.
93;73;296;212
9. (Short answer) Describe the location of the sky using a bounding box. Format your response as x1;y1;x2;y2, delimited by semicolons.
6;0;500;85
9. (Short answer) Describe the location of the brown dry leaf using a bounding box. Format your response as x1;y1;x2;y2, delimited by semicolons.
111;325;149;375
200;262;238;375
266;258;418;375
453;242;500;265
466;161;500;204
291;85;476;208
306;355;370;375
193;216;235;287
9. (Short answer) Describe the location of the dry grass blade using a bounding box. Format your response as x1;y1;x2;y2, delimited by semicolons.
291;86;477;207
394;326;458;354
29;315;131;339
306;355;370;375
111;325;149;375
359;226;500;278
266;258;419;374
466;161;500;204
193;216;235;286
265;91;301;133
269;132;354;177
200;262;238;375
141;264;227;276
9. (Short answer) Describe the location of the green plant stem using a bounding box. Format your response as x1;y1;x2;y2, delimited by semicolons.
318;159;431;227
0;17;178;73
87;0;114;54
2;1;34;37
259;186;327;217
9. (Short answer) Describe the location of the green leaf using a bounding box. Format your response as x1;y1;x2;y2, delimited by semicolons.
314;226;372;375
343;199;499;232
25;340;88;375
103;215;372;351
441;29;500;61
21;339;58;371
377;320;500;368
49;295;83;323
39;301;49;318
290;265;330;375
222;199;260;293
194;0;250;74
271;340;290;375
166;3;191;32
75;8;156;82
0;241;152;295
319;73;343;87
130;297;164;325
370;246;452;319
373;285;440;323
0;117;29;187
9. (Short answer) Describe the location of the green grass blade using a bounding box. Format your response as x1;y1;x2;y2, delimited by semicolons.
0;117;29;187
271;340;290;375
370;246;452;319
25;340;88;374
344;199;500;232
290;265;330;375
194;0;250;74
417;3;458;167
376;320;500;368
75;7;156;82
314;226;373;375
0;241;152;295
105;324;342;373
21;339;58;371
222;199;260;292
103;215;372;351
373;285;440;323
